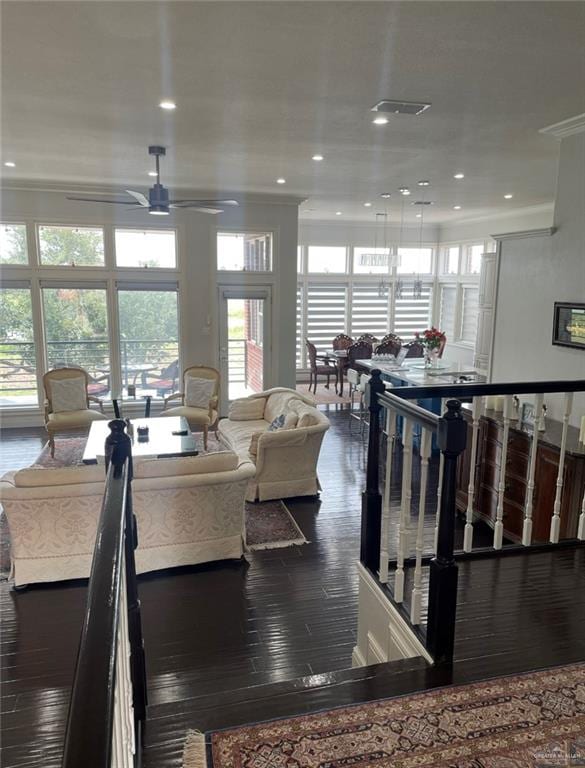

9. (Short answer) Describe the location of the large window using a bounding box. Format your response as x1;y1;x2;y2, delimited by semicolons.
460;287;480;343
394;285;433;340
306;284;347;352
0;287;37;405
217;232;272;271
38;226;105;267
115;228;176;268
307;246;346;274
118;288;179;397
0;224;28;265
42;286;110;394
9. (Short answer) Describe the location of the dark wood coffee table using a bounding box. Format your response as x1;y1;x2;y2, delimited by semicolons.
82;416;199;464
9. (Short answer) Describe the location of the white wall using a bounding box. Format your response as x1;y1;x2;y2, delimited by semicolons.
490;132;585;424
438;204;554;244
0;186;300;423
299;219;439;247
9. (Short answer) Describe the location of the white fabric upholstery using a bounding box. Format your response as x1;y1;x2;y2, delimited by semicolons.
160;405;218;427
133;451;236;478
0;452;255;586
218;387;329;501
49;376;87;413
229;397;266;421
46;409;107;432
184;376;215;408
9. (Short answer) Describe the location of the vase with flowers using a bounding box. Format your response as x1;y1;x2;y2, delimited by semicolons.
415;327;446;367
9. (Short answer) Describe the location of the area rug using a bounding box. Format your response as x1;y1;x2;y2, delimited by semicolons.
29;437;308;552
183;663;585;768
245;501;307;551
296;383;351;406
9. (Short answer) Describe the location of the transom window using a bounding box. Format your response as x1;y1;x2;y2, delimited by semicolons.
0;224;28;265
307;246;347;274
38;225;105;267
217;232;272;271
115;228;177;269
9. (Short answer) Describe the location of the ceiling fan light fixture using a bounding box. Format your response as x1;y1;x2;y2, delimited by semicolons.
149;206;170;215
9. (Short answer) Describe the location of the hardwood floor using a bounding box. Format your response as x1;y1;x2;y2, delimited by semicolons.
1;411;584;767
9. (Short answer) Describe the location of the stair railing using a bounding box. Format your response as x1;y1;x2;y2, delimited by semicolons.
62;420;147;768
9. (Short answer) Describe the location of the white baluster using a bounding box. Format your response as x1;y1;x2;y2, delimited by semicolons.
379;409;397;583
550;392;573;543
120;560;136;760
522;393;543;546
463;397;481;552
494;395;513;550
410;427;431;625
578;486;585;541
434;398;447;554
394;417;413;602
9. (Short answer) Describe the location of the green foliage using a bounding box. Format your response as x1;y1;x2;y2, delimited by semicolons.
38;226;104;266
0;225;28;264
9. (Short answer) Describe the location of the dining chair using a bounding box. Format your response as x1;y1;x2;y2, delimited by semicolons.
347;340;373;368
305;339;338;394
357;334;379;346
43;367;108;457
332;334;353;350
403;340;425;358
375;336;403;357
162;365;220;450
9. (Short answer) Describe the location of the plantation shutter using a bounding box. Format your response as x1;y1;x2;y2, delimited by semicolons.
394;284;432;340
460;287;480;343
296;284;304;368
439;285;457;340
306;284;347;353
350;284;389;339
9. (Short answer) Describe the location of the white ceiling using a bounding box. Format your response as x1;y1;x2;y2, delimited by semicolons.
1;1;584;224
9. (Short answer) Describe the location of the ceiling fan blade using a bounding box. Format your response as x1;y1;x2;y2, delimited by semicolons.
125;189;150;207
168;199;239;207
67;196;140;205
170;204;223;214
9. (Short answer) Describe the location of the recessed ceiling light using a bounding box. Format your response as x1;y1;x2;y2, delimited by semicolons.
454;173;465;180
364;202;372;207
372;116;389;125
416;213;422;218
159;100;176;110
4;161;16;168
453;205;462;210
335;211;342;216
148;171;157;177
312;154;324;162
417;180;430;187
276;178;286;184
380;193;392;199
504;193;513;199
399;187;411;196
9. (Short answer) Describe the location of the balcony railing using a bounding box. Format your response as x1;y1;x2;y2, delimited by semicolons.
228;338;246;384
0;339;179;405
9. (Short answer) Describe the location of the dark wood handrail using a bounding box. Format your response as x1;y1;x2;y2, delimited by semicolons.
390;379;585;401
378;387;440;430
62;419;146;768
62;457;128;767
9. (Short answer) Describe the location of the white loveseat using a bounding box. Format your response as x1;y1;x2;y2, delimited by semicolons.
0;451;255;587
218;388;330;502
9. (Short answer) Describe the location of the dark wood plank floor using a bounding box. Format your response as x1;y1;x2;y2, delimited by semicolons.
1;410;584;767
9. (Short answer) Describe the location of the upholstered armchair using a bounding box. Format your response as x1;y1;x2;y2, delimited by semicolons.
43;367;108;457
161;365;220;449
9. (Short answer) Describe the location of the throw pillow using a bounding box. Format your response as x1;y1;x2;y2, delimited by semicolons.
296;404;319;428
283;412;298;430
184;377;215;408
50;377;87;413
229;397;266;421
267;414;286;432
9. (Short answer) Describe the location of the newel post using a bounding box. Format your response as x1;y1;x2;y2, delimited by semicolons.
426;400;467;665
361;370;386;573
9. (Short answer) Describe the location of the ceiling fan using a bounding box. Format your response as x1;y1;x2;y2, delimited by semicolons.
67;145;239;215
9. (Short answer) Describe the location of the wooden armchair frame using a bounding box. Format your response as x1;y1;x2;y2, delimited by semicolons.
164;365;220;449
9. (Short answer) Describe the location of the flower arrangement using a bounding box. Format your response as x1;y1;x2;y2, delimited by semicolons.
415;327;446;351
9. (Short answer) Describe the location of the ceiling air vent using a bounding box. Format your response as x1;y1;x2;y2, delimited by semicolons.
371;100;431;116
412;200;434;206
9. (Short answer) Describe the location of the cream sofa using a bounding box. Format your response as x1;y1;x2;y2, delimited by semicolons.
0;451;255;587
218;388;330;502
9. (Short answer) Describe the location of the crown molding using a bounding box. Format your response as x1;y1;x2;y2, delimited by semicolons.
0;179;306;207
490;227;556;241
539;114;585;139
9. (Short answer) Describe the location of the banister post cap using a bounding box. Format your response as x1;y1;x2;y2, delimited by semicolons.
438;399;467;454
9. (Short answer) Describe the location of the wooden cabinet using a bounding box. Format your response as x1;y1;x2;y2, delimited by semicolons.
456;412;585;544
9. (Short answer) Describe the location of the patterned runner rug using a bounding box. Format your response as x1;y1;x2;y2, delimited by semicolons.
184;664;585;768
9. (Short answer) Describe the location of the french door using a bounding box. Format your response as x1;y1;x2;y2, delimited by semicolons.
218;286;272;414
